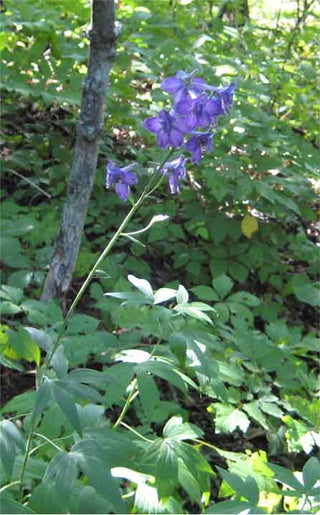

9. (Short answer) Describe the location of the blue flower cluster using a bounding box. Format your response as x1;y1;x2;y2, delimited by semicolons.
106;70;235;201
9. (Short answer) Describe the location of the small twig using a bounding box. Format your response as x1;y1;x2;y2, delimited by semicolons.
5;168;51;198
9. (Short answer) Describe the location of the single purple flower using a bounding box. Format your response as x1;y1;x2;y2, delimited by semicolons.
161;70;207;108
204;82;236;113
162;156;187;194
185;132;214;163
177;93;217;130
106;161;138;201
143;110;184;148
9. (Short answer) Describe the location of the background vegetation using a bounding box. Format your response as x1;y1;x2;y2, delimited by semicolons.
0;0;319;513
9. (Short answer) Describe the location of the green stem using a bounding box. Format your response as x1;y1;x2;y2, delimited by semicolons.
112;378;138;430
19;419;36;503
18;148;174;497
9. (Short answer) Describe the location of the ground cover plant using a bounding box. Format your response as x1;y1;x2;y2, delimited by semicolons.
0;0;319;513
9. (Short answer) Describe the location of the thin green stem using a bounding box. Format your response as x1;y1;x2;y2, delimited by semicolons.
32;433;64;452
112;378;138;430
45;148;174;370
19;418;36;502
119;421;153;442
18;149;174;497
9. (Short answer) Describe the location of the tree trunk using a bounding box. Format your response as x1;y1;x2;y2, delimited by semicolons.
41;0;116;304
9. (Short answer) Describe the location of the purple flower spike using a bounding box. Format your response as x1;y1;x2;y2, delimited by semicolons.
161;69;207;106
162;156;187;194
143;110;184;148
106;161;138;201
185;132;214;163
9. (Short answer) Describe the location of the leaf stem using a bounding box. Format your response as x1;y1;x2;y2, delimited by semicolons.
112;377;138;430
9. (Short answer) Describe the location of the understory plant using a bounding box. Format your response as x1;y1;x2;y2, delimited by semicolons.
1;6;319;511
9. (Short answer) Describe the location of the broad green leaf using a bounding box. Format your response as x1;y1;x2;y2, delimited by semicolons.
5;328;40;365
191;285;219;301
291;275;320;307
241;214;259;239
212;275;233;300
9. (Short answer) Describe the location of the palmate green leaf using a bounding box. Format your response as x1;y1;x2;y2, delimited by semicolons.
163;416;203;441
53;382;82;435
211;403;250;433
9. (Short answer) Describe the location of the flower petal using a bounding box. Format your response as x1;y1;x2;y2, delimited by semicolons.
168;172;180;194
115;182;130;201
143;117;162;133
170;128;184;147
122;170;138;185
160;76;183;93
157;130;170;149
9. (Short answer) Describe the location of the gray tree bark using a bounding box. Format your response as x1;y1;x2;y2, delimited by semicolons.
41;0;116;303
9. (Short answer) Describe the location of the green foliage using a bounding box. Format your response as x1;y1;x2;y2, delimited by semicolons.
1;0;319;513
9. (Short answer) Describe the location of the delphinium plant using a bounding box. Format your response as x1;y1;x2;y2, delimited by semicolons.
5;70;235;512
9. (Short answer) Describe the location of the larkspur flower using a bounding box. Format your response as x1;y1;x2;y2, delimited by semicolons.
161;69;207;111
143;110;184;148
176;93;220;130
203;82;236;113
185;132;214;164
162;156;187;194
106;161;138;201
